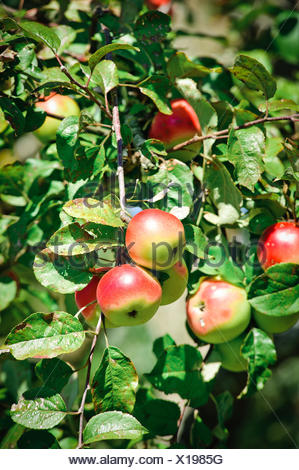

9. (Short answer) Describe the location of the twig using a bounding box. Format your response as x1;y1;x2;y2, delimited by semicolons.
77;314;102;448
170;113;299;152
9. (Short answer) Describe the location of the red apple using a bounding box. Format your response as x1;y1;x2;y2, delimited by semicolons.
125;209;185;270
34;92;80;142
186;278;251;344
257;221;299;270
159;259;188;305
97;264;162;326
146;0;172;14
149;99;201;162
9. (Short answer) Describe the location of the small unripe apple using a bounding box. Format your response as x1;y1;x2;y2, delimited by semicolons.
97;264;162;327
125;208;185;270
159;259;188;305
253;310;299;334
0;148;18;167
146;0;172;14
75;268;110;327
34;93;80;142
216;335;247;372
0;117;8;133
257;221;299;270
149;99;201;162
186;278;251;344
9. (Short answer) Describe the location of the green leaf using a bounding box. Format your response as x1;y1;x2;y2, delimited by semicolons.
18;430;60;449
146;344;209;407
56;116;79;168
248;263;299;316
167;52;219;82
191;414;213;447
5;311;85;360
83;411;147;444
134;11;171;43
0;97;25;135
92;60;119;95
89;44;139;71
230;54;276;100
153;334;176;359
138;75;171;114
134;388;180;436
204;160;242;225
184;224;207;258
63;198;124;227
0;424;25;449
91;347;138;414
20;21;60;53
259;99;299;113
212;391;233;441
33;248;92;294
0;276;17;311
11;388;67;430
228;126;265;190
35;358;73;393
239;328;276;398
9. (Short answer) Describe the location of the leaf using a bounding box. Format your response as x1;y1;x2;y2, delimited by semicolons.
134;11;171;43
91;347;138;414
18;430;60;449
63;198;124;227
228;126;265;190
230;54;276;99
0;424;25;449
92;60;119;95
212;391;234;441
20;21;60;53
0;97;25;135
167;52;219;82
153;334;176;359
0;276;17;311
5;311;85;360
11;388;67;430
239;328;276;398
56;117;79;168
35;358;73;393
248;263;299;316
138;75;171;114
134;388;180;437
204;159;242;225
83;411;147;444
89;44;139;71
191;414;213;447
33;248;92;294
145;344;209;407
184;224;207;258
259;99;299;113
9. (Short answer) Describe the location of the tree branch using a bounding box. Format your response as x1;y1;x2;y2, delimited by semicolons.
169;113;299;152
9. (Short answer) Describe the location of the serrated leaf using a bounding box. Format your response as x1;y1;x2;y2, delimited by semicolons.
91;347;138;414
146;344;209;407
83;411;147;444
20;21;60;53
204;159;242;225
184;224;207;258
11;388;67;429
4;311;85;360
230;54;276;100
92;60;119;95
228;126;265;190
35;358;73;393
138;75;171;114
248;263;299;316
259;99;299;113
63;198;124;227
89;44;139;71
239;328;276;398
134;11;171;43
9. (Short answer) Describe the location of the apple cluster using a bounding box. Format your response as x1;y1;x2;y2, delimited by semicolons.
75;209;188;328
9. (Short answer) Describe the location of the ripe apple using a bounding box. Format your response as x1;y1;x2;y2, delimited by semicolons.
186;278;251;344
97;264;162;327
253;310;299;334
0;148;18;167
149;99;201;162
125;208;185;270
257;221;299;270
216;335;247;372
34;93;80;142
159;259;188;305
146;0;172;14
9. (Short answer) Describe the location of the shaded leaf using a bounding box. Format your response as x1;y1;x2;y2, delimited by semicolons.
20;21;60;53
230;55;276;99
89;44;139;71
138;75;171;114
167;52;219;81
35;358;73;393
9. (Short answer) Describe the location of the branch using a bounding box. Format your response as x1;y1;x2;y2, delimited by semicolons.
44;111;111;136
77;314;102;448
170;113;299;152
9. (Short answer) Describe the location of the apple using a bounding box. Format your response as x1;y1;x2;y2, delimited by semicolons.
146;0;172;14
0;148;18;167
34;93;80;142
253;310;299;334
0;117;8;133
97;264;162;327
149;99;201;162
186;278;251;344
159;259;188;305
216;335;247;372
125;208;185;270
257;221;299;270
